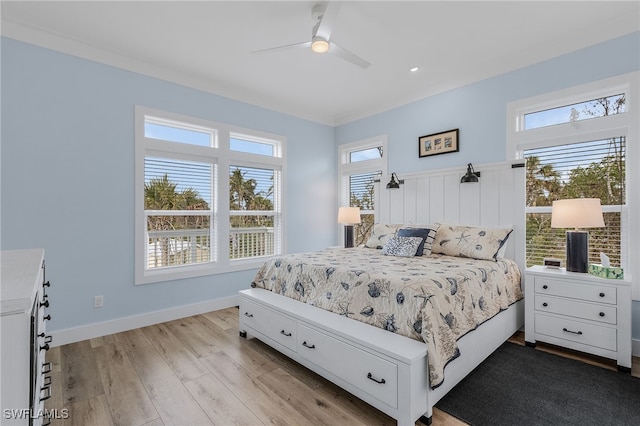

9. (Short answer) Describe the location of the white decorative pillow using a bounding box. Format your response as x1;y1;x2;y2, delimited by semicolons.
432;223;513;261
382;236;424;257
364;223;403;249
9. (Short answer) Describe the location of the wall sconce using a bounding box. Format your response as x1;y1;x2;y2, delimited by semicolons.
460;163;480;183
551;198;605;273
386;173;404;189
338;207;361;248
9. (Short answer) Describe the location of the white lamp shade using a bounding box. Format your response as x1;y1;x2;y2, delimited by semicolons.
338;207;361;224
550;198;605;229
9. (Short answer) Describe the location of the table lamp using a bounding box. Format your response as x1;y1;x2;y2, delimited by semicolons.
338;207;361;248
551;198;604;273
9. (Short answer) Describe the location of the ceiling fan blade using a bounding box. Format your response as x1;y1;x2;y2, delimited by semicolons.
314;2;340;41
330;42;371;69
251;41;311;55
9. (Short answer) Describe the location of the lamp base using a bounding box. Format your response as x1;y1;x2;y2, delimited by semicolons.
344;225;354;248
566;230;589;273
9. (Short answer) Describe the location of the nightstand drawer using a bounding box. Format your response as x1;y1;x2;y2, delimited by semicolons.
534;295;617;325
534;313;616;351
534;278;616;304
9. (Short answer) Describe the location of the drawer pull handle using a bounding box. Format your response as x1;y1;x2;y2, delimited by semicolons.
599;292;605;298
367;372;386;384
542;302;548;307
40;385;51;401
542;285;548;290
42;362;52;374
40;299;50;308
43;281;51;288
43;376;52;387
599;312;605;317
43;314;51;321
302;341;315;349
562;327;583;335
40;343;50;352
280;330;292;337
244;312;254;318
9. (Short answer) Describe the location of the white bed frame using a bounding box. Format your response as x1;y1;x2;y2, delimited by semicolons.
239;161;526;425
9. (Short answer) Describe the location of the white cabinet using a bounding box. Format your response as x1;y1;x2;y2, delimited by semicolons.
524;265;631;370
239;288;428;426
1;249;51;426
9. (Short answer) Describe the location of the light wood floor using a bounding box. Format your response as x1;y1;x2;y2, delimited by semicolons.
45;308;639;426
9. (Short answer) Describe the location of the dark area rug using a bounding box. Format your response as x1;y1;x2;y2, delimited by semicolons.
435;342;640;426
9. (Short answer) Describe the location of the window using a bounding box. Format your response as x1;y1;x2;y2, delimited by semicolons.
339;136;387;246
507;73;637;276
135;106;285;284
145;157;213;269
229;165;280;259
523;93;626;130
524;137;625;267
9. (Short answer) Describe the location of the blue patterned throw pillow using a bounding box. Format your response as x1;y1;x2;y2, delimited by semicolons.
382;236;425;257
397;227;437;256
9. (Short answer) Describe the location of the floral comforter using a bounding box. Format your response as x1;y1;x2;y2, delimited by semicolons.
251;247;522;388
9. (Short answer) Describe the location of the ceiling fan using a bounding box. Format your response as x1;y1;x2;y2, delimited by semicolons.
252;2;371;69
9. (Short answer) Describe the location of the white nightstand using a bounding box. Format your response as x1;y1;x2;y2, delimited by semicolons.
524;265;631;371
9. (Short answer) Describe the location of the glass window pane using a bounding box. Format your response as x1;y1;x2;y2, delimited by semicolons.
229;215;275;259
525;211;622;268
147;215;211;268
229;166;274;210
349;171;380;211
524;136;625;268
145;121;212;147
524;94;625;130
354;213;375;248
524;137;625;207
230;137;275;156
145;157;212;208
144;157;212;270
350;146;383;162
229;165;277;260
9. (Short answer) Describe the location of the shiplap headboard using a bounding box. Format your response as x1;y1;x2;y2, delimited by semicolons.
374;161;526;273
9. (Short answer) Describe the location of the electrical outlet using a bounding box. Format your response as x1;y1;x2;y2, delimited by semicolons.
94;295;103;308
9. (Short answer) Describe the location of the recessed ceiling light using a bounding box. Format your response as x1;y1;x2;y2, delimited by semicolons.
409;66;419;72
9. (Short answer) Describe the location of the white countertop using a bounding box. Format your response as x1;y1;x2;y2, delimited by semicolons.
0;249;45;315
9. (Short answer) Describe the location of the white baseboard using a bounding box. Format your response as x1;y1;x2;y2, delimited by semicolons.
49;294;239;347
633;338;640;357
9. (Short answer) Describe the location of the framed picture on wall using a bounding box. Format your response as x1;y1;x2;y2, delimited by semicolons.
418;128;459;158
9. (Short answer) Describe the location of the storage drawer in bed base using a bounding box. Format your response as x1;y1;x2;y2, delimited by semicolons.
239;288;428;426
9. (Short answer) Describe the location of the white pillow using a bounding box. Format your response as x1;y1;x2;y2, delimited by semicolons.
432;223;513;261
364;223;403;248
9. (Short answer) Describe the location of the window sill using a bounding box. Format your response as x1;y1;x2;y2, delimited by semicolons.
135;257;273;285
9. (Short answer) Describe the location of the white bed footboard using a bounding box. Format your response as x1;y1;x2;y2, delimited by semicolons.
239;288;429;426
239;287;525;425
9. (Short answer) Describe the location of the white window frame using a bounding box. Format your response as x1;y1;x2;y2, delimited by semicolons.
135;106;286;285
506;72;639;300
338;135;388;246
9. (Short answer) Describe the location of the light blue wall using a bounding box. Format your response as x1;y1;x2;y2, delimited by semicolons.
336;32;640;339
1;37;337;332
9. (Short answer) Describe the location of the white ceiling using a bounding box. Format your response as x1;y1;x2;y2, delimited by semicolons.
2;1;639;126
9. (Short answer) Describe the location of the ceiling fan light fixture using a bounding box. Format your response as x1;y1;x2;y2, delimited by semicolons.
311;37;330;54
